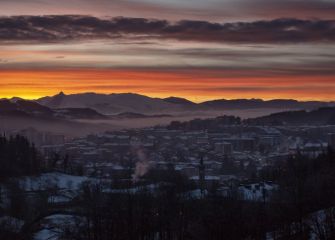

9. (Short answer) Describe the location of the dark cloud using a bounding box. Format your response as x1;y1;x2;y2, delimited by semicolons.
1;0;335;21
0;15;334;44
217;0;335;20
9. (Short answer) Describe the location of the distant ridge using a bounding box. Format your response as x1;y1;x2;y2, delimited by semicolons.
34;92;335;114
163;97;196;106
0;99;106;120
37;92;177;114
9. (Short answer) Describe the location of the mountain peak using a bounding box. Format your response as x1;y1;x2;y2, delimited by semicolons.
42;91;66;108
163;97;196;105
9;97;24;103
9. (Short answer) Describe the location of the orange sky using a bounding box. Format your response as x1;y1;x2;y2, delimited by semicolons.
0;69;334;102
1;2;335;102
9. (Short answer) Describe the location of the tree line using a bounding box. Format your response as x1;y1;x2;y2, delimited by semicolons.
0;135;42;180
57;149;335;240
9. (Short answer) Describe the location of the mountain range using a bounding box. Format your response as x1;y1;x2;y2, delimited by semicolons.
2;92;334;120
1;93;335;137
37;92;178;115
35;92;335;115
0;99;106;120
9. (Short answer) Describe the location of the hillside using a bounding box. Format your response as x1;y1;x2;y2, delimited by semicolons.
200;99;334;110
0;99;107;120
245;107;335;125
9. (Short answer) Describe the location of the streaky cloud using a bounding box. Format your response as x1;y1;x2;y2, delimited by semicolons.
0;15;335;44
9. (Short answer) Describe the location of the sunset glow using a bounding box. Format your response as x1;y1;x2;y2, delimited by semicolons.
0;69;334;102
0;0;334;102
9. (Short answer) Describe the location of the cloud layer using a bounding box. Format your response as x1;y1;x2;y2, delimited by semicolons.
0;15;334;44
1;0;335;20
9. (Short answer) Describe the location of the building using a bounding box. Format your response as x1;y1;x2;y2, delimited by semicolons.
301;142;328;158
238;182;278;202
214;142;233;156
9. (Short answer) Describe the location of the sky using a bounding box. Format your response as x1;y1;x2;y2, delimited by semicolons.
0;0;334;101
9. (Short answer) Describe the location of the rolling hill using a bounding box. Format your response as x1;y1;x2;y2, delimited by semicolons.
245;107;335;125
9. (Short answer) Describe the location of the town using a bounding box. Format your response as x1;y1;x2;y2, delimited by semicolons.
4;116;335;200
0;113;335;240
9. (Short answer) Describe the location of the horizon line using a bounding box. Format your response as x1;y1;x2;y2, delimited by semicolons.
1;91;334;104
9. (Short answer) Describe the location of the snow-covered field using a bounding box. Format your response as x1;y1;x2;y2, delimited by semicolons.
19;172;93;191
34;214;81;240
